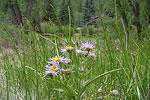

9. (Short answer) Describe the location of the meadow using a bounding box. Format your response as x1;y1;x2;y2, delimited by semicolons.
0;0;150;100
0;20;150;100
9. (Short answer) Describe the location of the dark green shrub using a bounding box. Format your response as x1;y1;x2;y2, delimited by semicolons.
81;25;101;35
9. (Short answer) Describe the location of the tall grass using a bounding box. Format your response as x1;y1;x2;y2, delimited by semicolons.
0;1;150;100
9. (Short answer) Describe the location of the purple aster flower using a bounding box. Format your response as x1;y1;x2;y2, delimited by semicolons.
49;56;64;63
80;66;85;72
110;90;119;95
60;68;66;72
60;68;75;74
81;42;95;50
62;57;71;64
76;49;88;55
61;46;73;53
45;61;59;75
80;67;88;72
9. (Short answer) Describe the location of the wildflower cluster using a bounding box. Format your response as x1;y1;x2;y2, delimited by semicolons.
45;56;72;75
76;42;96;58
45;42;96;76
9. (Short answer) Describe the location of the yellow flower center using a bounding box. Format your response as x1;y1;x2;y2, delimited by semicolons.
89;46;92;48
67;68;72;72
51;66;57;71
53;58;60;61
65;46;72;50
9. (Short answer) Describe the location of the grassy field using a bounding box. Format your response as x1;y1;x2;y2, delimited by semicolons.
0;2;150;98
0;23;150;100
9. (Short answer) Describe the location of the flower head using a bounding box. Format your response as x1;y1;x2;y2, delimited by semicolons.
45;62;59;75
66;68;75;74
61;46;73;53
81;42;95;50
80;66;88;72
62;57;71;64
65;46;73;50
110;90;119;95
49;56;64;63
60;68;66;72
53;58;60;61
80;66;85;72
60;68;75;74
76;49;88;55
